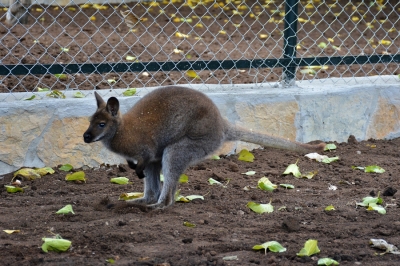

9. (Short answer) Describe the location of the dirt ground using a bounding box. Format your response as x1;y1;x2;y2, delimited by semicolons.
0;0;399;93
1;137;400;265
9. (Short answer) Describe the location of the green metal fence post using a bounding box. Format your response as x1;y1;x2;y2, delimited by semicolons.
283;0;299;86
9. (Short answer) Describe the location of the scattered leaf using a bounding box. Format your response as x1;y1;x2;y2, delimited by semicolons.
118;192;144;200
175;32;190;38
318;258;339;265
54;74;67;80
365;165;385;173
301;171;318;179
24;95;36;101
47;90;66;99
257;177;277;191
59;164;73;171
305;153;327;161
34;167;55;176
297;239;320;257
208;178;223;186
211;155;220;160
222;255;238;261
110;177;130;185
5;185;24;193
300;68;316;75
123;88;137;97
325;205;335;211
183;221;196;227
186;70;200;79
367;203;386;214
241;171;256;176
357;193;386;214
73;91;84;98
238;149;254;162
280;184;294;189
328;184;337;190
60;47;69;52
13;168;41;180
175;190;190;203
56;204;75;214
369;239;400;255
107;78;117;84
126;55;136;61
283;160;301;178
186;195;204;201
253;241;287;254
106;258;115;264
259;34;268;39
93;4;108;10
65;171;86;183
3;230;20;234
380;40;391;46
42;236;71;253
37;87;50;92
318;42;327;49
321;156;339;164
324;143;337;151
179;174;189;183
247;201;273;214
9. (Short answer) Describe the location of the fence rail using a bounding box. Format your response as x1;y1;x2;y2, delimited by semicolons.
0;0;399;100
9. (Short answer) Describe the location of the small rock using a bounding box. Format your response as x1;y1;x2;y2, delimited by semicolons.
282;217;300;232
117;220;126;226
118;165;128;172
182;238;193;244
348;135;358;144
210;251;217;256
383;186;397;197
227;162;239;172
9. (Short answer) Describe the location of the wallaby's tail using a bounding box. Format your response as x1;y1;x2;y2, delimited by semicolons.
225;124;325;153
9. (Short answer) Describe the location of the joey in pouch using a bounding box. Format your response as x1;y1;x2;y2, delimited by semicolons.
83;86;325;209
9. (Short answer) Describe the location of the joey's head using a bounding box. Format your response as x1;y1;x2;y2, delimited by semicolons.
83;92;121;144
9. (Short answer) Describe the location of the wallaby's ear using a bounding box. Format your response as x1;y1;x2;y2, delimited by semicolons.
106;97;120;117
94;91;106;108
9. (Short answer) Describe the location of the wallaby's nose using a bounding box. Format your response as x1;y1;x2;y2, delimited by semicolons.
83;132;92;143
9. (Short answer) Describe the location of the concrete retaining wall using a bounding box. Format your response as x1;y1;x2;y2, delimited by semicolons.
1;76;400;175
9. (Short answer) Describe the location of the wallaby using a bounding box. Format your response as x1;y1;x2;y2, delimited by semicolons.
6;0;30;25
83;86;325;209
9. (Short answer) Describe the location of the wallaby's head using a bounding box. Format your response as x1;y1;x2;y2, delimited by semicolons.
83;92;121;144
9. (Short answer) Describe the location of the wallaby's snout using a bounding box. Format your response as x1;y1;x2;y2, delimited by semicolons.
83;131;94;143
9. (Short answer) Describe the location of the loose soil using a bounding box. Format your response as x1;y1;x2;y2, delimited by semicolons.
1;137;400;265
0;0;399;93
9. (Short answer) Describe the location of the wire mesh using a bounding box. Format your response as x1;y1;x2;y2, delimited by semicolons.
0;0;399;101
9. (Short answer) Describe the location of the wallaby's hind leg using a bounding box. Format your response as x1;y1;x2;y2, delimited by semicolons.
126;161;162;205
147;137;222;209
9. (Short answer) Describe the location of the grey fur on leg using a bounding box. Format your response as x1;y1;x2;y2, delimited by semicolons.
126;161;162;205
148;137;221;210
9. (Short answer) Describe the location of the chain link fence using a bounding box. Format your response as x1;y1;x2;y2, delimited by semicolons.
0;0;399;101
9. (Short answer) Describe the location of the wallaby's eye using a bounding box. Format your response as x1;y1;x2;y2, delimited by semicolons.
99;123;106;128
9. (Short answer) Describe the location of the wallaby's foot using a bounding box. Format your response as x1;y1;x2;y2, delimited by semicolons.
146;201;171;210
113;201;150;213
126;196;158;206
